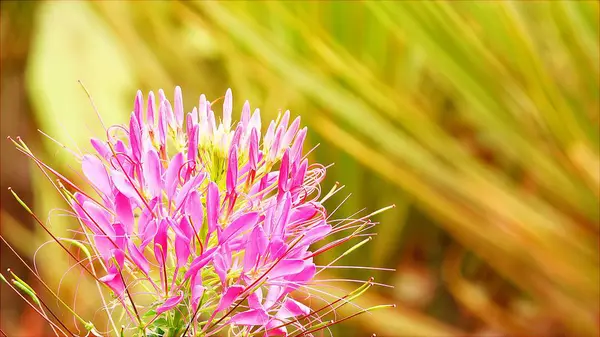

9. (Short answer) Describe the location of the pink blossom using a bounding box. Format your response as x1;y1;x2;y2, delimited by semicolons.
8;87;390;336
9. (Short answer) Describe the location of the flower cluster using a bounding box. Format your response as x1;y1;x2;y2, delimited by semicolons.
73;87;346;336
5;87;389;337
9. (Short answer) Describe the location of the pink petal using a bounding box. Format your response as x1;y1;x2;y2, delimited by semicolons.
241;100;251;128
230;124;243;151
112;248;125;269
266;319;287;336
129;112;143;162
269;127;283;162
214;247;231;285
291;159;308;193
247;288;264;310
264;205;275;235
226;146;238;194
249;172;278;199
289;202;318;225
279;110;290;131
114;139;130;156
82;201;114;236
281;116;300;150
249;108;261;135
143;149;162;198
146;91;156;126
290;127;307;163
187;111;193;135
99;266;125;299
111;139;131;154
199;94;208;119
267;239;287;261
90;138;111;160
173;216;193;240
153;219;169;266
137;203;155;241
298;221;331;248
113;222;127;250
243;225;268;272
174;236;191;268
263;121;276;152
113;140;135;177
165;152;184;200
207;110;216;135
158;88;166;103
230;309;269;326
206;182;220;235
243;244;259;273
187;124;199;163
71;192;88;219
191;276;204;308
273;193;291;238
114;193;134;234
165;99;176;131
186;190;203;232
93;234;114;263
276;298;310;319
216;285;244;313
174;86;184;129
156;291;184;315
184;247;217;280
277;150;290;197
127;240;149;275
264;285;284;309
174;172;205;210
220;212;259;243
134;90;143;125
190;107;198;125
141;219;157;248
223;88;233;130
82;155;112;196
111;170;139;202
249;129;259;171
158;100;168;147
285;262;316;285
269;259;305;279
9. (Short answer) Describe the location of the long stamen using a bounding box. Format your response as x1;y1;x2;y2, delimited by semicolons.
206;234;306;333
180;291;206;336
0;273;70;336
114;262;146;337
292;305;396;337
106;142;157;218
8;188;103;283
255;278;375;336
1;238;92;329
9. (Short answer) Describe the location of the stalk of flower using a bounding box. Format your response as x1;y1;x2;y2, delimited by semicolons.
3;87;393;336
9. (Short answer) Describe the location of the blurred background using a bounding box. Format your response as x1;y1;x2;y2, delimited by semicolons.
1;1;598;336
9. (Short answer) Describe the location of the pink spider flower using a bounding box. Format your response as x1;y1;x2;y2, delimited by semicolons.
5;87;393;337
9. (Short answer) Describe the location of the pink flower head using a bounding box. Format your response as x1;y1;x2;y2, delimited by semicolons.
9;87;390;336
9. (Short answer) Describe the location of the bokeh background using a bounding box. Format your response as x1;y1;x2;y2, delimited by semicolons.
1;1;598;336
